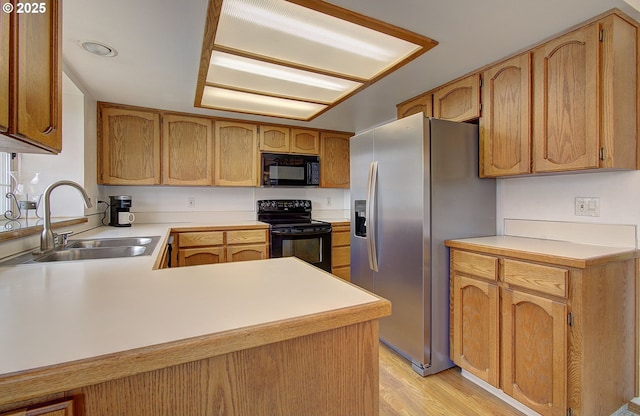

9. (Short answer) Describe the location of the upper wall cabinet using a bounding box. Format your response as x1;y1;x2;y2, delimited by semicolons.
98;104;161;185
396;94;433;119
532;15;637;173
214;121;259;187
433;73;481;122
291;129;320;155
480;53;532;177
0;0;62;154
163;114;214;186
320;132;350;188
258;126;320;155
259;125;290;153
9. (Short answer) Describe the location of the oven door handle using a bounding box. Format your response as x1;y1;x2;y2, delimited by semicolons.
271;229;331;237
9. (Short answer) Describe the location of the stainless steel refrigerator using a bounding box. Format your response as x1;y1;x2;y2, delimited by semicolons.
350;113;496;376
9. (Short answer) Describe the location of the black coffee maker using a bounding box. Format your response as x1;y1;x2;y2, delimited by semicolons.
109;195;134;227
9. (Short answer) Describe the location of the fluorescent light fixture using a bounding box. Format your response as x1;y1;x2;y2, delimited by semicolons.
195;0;438;120
202;86;327;119
209;52;356;92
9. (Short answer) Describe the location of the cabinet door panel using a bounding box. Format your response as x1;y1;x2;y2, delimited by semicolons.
16;0;61;151
215;121;258;186
502;288;567;416
433;74;481;122
178;247;225;266
226;244;267;262
163;115;213;185
290;129;319;155
100;107;161;185
259;125;290;152
481;53;532;177
451;274;499;387
397;94;432;119
0;5;10;134
533;24;599;172
320;132;350;188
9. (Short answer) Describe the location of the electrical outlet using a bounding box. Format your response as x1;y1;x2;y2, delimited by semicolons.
187;197;195;209
575;197;600;217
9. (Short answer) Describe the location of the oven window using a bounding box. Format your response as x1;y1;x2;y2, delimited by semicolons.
282;238;322;264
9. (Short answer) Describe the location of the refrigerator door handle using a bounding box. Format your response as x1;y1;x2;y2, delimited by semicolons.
367;161;379;272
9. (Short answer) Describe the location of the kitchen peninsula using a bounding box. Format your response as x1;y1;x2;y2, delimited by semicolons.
0;224;391;416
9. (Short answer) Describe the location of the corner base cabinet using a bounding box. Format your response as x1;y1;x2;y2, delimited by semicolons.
447;237;637;416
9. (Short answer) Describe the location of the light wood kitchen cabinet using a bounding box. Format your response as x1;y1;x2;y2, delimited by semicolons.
320;132;350;188
162;114;213;186
98;104;161;185
177;231;225;266
0;6;10;136
259;126;320;155
259;125;290;153
396;93;433;119
480;53;532;177
291;129;320;155
433;73;481;122
0;0;62;154
176;227;268;267
0;399;73;416
331;222;350;281
447;241;636;416
214;121;259;186
226;229;268;262
450;250;499;388
532;14;636;173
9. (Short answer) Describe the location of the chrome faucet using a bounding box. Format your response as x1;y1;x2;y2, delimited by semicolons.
39;180;93;253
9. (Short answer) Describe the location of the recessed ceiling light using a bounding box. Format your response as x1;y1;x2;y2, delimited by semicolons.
79;40;118;57
195;0;438;121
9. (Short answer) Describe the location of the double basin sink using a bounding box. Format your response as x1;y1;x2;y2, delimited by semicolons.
0;236;161;266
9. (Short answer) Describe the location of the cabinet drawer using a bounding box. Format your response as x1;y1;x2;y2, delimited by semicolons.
452;250;498;281
332;231;350;247
226;229;267;244
178;231;224;247
502;259;568;298
332;246;350;268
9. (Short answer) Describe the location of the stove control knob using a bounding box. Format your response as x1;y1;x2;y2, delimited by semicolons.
304;201;311;209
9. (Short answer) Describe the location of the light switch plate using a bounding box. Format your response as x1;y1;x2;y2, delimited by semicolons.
575;197;600;217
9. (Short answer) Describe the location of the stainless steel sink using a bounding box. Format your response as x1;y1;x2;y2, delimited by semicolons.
34;246;148;262
0;235;161;266
66;237;155;248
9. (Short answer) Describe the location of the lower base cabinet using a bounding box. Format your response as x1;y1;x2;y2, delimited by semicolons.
176;227;268;267
448;245;635;416
331;222;350;280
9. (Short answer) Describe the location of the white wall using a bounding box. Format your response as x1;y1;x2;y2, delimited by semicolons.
99;185;350;221
497;170;640;246
19;73;89;217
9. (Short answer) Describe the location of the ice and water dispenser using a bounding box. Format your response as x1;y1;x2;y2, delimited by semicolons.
354;200;367;237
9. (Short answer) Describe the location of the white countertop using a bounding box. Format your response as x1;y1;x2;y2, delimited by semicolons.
0;223;380;376
446;235;639;267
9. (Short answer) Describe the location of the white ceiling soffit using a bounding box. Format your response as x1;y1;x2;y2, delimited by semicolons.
195;0;438;121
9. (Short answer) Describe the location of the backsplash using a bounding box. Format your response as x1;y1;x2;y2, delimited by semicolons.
98;185;350;221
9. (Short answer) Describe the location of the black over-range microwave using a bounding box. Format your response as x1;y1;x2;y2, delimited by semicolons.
261;153;320;187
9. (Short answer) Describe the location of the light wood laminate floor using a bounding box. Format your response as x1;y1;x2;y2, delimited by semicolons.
379;344;526;416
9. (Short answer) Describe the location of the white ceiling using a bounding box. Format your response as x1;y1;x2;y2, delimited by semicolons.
62;0;640;134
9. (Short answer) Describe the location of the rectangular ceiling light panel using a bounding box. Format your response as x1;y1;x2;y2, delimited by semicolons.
215;0;422;79
195;0;438;120
207;51;363;103
202;86;328;119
